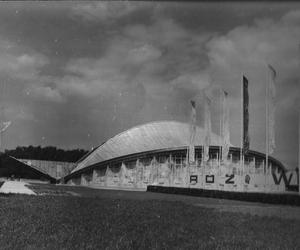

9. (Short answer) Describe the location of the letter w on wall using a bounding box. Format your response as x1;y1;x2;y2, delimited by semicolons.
272;171;293;186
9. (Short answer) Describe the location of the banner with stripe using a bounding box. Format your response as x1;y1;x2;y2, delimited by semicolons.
189;100;196;163
243;76;250;154
222;91;230;161
204;94;211;162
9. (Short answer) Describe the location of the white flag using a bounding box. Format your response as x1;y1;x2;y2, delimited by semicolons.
222;91;230;162
268;65;276;154
0;121;11;133
189;100;196;163
204;94;211;162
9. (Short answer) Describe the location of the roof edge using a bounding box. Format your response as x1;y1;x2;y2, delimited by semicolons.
65;146;286;181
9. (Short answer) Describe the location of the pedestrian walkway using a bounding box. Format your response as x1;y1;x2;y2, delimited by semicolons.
0;181;36;195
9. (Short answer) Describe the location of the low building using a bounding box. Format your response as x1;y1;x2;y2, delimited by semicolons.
0;154;76;183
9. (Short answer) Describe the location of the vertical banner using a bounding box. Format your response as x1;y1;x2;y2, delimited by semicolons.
204;93;211;162
243;76;250;154
267;64;276;154
222;91;230;162
189;100;196;163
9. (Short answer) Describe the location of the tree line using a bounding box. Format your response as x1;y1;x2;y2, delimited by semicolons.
4;146;89;163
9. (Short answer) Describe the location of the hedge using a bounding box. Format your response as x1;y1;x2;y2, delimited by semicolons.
147;185;300;206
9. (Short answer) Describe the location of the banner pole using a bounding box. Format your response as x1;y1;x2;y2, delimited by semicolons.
299;109;300;195
0;81;3;153
298;44;300;195
202;145;204;189
240;75;243;180
265;66;269;193
220;90;222;168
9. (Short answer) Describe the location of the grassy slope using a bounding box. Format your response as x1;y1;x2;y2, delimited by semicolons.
0;191;300;250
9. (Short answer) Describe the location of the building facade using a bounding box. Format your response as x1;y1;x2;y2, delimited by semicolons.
64;121;299;193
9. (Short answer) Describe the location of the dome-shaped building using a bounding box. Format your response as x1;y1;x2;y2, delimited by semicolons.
64;121;292;193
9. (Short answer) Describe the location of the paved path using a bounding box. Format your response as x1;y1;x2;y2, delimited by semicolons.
0;181;36;195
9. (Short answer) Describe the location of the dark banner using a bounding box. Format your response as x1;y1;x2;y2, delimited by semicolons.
243;76;250;154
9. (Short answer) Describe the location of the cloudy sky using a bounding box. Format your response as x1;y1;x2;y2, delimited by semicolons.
0;2;299;169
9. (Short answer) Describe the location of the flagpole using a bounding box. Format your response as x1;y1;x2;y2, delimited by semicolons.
218;90;223;192
298;109;300;195
0;81;2;153
240;75;243;176
265;66;269;193
0;80;5;153
298;44;300;195
202;145;204;189
219;90;222;168
204;92;211;164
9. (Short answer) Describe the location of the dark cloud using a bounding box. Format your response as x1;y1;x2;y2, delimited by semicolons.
0;2;299;169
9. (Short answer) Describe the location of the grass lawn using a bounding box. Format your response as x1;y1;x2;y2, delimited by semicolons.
0;185;299;249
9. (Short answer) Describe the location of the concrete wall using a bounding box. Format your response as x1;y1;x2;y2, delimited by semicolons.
67;154;299;193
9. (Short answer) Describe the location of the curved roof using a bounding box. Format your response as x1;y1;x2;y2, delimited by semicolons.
72;121;229;173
